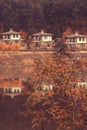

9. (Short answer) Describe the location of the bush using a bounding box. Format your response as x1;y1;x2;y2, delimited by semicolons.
10;43;20;51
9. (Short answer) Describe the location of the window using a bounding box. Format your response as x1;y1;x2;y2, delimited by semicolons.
6;35;8;38
17;89;20;93
82;37;84;41
16;34;18;38
69;38;73;42
80;85;82;87
8;35;10;39
73;38;75;42
43;36;47;39
79;37;81;41
13;34;15;38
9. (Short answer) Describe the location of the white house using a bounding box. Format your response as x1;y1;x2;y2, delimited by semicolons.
31;30;54;48
41;82;53;91
65;32;87;51
1;29;23;43
0;79;24;94
3;86;23;93
76;82;87;89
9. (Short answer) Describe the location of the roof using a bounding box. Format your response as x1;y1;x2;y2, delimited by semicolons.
32;30;53;36
0;79;23;88
66;33;87;38
1;29;21;35
2;86;23;88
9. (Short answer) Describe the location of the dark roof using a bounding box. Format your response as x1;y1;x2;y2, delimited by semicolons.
1;29;21;35
32;30;53;36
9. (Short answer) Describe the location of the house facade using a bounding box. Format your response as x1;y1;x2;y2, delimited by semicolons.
3;86;23;93
65;32;87;51
31;30;54;49
0;79;24;95
1;29;23;43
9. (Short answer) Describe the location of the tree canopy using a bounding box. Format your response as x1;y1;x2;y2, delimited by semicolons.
22;54;87;130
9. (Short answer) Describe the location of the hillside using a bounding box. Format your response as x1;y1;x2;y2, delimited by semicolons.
0;0;87;37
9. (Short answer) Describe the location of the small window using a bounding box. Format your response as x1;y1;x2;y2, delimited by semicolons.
6;35;8;38
82;37;84;41
17;89;20;93
8;35;10;39
16;34;18;38
79;37;81;41
13;34;15;38
80;85;82;87
14;89;17;93
73;38;75;42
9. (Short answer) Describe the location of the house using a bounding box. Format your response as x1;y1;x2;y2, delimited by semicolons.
31;30;54;49
65;32;87;51
0;29;23;43
2;86;23;93
0;79;24;97
41;82;53;91
75;82;87;89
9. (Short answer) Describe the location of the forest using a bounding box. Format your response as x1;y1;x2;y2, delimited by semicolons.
0;0;87;37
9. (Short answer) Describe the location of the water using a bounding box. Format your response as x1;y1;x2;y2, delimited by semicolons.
0;53;54;130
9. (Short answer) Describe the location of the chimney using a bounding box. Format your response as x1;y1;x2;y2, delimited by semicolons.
10;28;13;32
41;30;44;34
75;31;79;35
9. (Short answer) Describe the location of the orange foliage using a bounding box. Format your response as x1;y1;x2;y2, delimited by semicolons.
63;27;73;37
10;43;21;51
0;42;21;51
0;79;22;87
24;56;87;130
20;29;27;40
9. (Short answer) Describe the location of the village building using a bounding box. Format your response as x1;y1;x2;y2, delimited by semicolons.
31;30;54;49
0;29;23;43
40;82;53;91
0;79;24;97
65;32;87;51
77;81;87;88
3;86;23;93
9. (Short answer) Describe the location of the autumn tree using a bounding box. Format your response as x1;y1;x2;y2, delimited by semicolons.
2;43;10;51
54;38;67;55
20;29;28;41
63;27;73;38
22;53;87;130
10;43;21;51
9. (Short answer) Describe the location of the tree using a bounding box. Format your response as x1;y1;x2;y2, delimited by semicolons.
54;38;67;55
22;54;87;130
10;43;21;51
63;27;73;38
20;29;28;41
2;43;10;51
0;0;87;35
